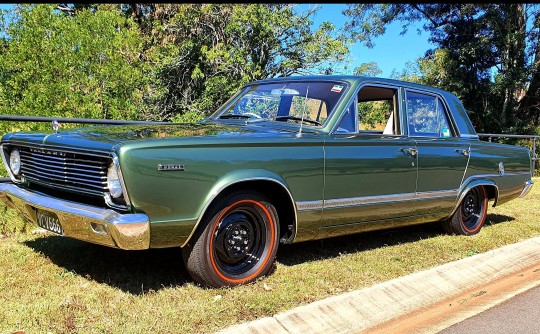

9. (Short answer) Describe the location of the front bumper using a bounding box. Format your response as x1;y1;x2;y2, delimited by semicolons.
0;183;150;250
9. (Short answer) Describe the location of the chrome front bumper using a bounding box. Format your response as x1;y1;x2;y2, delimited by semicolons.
0;183;150;250
519;179;534;198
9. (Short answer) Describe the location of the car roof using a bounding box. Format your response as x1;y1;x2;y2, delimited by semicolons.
248;75;478;138
250;75;449;95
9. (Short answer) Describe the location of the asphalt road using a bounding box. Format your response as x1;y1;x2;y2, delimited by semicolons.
439;285;540;334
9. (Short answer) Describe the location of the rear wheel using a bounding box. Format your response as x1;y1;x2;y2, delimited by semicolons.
444;186;488;236
182;191;279;287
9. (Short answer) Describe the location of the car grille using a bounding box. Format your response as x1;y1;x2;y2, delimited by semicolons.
17;146;110;197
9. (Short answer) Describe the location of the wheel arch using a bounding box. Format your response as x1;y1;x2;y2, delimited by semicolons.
450;178;499;218
182;170;297;248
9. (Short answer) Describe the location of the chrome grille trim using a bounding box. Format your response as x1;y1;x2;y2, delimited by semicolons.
14;145;110;196
18;155;107;175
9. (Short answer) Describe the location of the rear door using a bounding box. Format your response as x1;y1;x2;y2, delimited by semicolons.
405;89;470;215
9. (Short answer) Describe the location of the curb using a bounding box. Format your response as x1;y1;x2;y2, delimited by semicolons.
217;236;540;334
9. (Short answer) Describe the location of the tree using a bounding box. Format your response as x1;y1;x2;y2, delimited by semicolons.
344;4;540;134
0;4;151;131
133;4;349;121
0;4;349;126
354;61;382;77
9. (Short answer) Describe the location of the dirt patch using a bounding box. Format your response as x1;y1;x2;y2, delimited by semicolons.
366;263;540;334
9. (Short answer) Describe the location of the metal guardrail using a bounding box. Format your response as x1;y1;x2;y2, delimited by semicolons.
0;115;169;125
0;116;537;179
0;115;169;183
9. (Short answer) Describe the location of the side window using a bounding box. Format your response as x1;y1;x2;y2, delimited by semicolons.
336;85;400;134
290;96;328;124
358;86;399;134
406;91;452;137
336;101;356;133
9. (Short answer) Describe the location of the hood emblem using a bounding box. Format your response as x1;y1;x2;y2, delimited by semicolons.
498;162;505;176
52;120;59;133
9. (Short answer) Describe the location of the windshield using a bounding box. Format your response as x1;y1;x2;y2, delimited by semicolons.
213;81;347;126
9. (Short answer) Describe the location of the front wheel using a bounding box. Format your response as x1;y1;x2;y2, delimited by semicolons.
182;191;279;287
444;186;488;236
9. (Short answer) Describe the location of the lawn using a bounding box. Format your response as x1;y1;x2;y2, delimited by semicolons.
1;178;539;334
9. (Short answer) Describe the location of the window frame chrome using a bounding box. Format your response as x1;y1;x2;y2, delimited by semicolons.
331;81;406;136
403;88;461;138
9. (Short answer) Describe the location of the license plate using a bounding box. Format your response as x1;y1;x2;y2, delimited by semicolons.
36;209;64;235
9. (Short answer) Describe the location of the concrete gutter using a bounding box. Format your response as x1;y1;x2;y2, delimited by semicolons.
217;236;540;334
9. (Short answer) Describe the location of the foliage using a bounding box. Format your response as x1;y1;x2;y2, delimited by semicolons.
354;61;382;77
344;4;540;134
0;205;31;235
136;4;348;120
358;101;390;130
0;4;151;132
0;4;348;124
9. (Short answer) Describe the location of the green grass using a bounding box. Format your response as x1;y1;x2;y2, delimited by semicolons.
1;178;540;334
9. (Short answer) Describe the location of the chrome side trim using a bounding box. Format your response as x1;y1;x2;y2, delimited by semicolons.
519;179;534;198
296;189;459;211
416;189;458;199
296;200;324;211
181;177;298;247
324;192;416;209
0;183;150;250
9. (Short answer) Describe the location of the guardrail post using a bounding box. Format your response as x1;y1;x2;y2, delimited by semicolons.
533;137;537;171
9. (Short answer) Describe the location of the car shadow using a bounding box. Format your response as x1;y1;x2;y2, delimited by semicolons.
24;236;191;295
23;213;516;293
484;213;515;226
277;222;446;267
276;213;516;267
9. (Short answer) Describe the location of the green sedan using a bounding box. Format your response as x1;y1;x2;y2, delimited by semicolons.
0;76;534;287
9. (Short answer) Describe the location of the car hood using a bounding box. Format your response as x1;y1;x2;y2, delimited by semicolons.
2;121;318;152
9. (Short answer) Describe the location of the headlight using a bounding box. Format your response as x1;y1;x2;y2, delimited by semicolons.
107;162;123;198
9;149;21;176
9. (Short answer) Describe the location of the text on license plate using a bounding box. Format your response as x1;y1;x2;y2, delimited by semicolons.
36;209;64;235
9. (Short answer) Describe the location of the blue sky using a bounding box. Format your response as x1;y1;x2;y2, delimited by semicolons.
303;3;434;77
0;3;434;77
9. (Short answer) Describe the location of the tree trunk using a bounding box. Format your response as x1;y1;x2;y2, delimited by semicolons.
520;10;540;125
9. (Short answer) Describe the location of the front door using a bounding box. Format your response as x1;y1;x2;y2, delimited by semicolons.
321;84;418;235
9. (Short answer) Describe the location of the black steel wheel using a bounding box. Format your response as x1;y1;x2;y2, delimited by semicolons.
182;191;279;287
444;186;488;236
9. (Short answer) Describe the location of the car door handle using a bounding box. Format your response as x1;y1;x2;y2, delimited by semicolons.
456;149;470;157
400;147;418;157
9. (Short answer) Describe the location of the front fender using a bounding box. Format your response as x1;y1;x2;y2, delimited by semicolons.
183;169;296;247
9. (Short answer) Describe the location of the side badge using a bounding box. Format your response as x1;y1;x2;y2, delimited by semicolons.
498;162;505;176
158;164;186;171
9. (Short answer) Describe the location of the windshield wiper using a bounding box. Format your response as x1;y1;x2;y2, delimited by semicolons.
219;114;251;119
274;116;321;126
